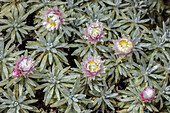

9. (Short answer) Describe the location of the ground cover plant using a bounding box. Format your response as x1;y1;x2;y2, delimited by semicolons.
0;0;169;113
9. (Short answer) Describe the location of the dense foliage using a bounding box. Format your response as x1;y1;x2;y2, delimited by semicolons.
0;0;169;113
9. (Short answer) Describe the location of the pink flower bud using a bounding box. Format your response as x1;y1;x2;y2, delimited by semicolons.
140;87;155;102
83;20;105;44
13;56;35;77
12;69;20;77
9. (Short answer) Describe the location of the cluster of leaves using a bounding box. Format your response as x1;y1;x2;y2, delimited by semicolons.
0;0;169;113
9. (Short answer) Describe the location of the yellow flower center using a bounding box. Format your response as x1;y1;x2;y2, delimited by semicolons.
117;39;133;53
47;13;60;26
88;26;101;38
119;40;129;48
88;61;99;72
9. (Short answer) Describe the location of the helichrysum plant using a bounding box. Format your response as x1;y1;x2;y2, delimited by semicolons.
0;54;41;97
0;0;169;112
26;32;68;70
0;88;39;113
0;6;34;43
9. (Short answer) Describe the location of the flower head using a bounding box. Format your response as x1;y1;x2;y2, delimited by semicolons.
12;56;35;77
81;56;104;80
139;87;155;102
84;20;105;44
113;36;134;56
41;7;66;31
